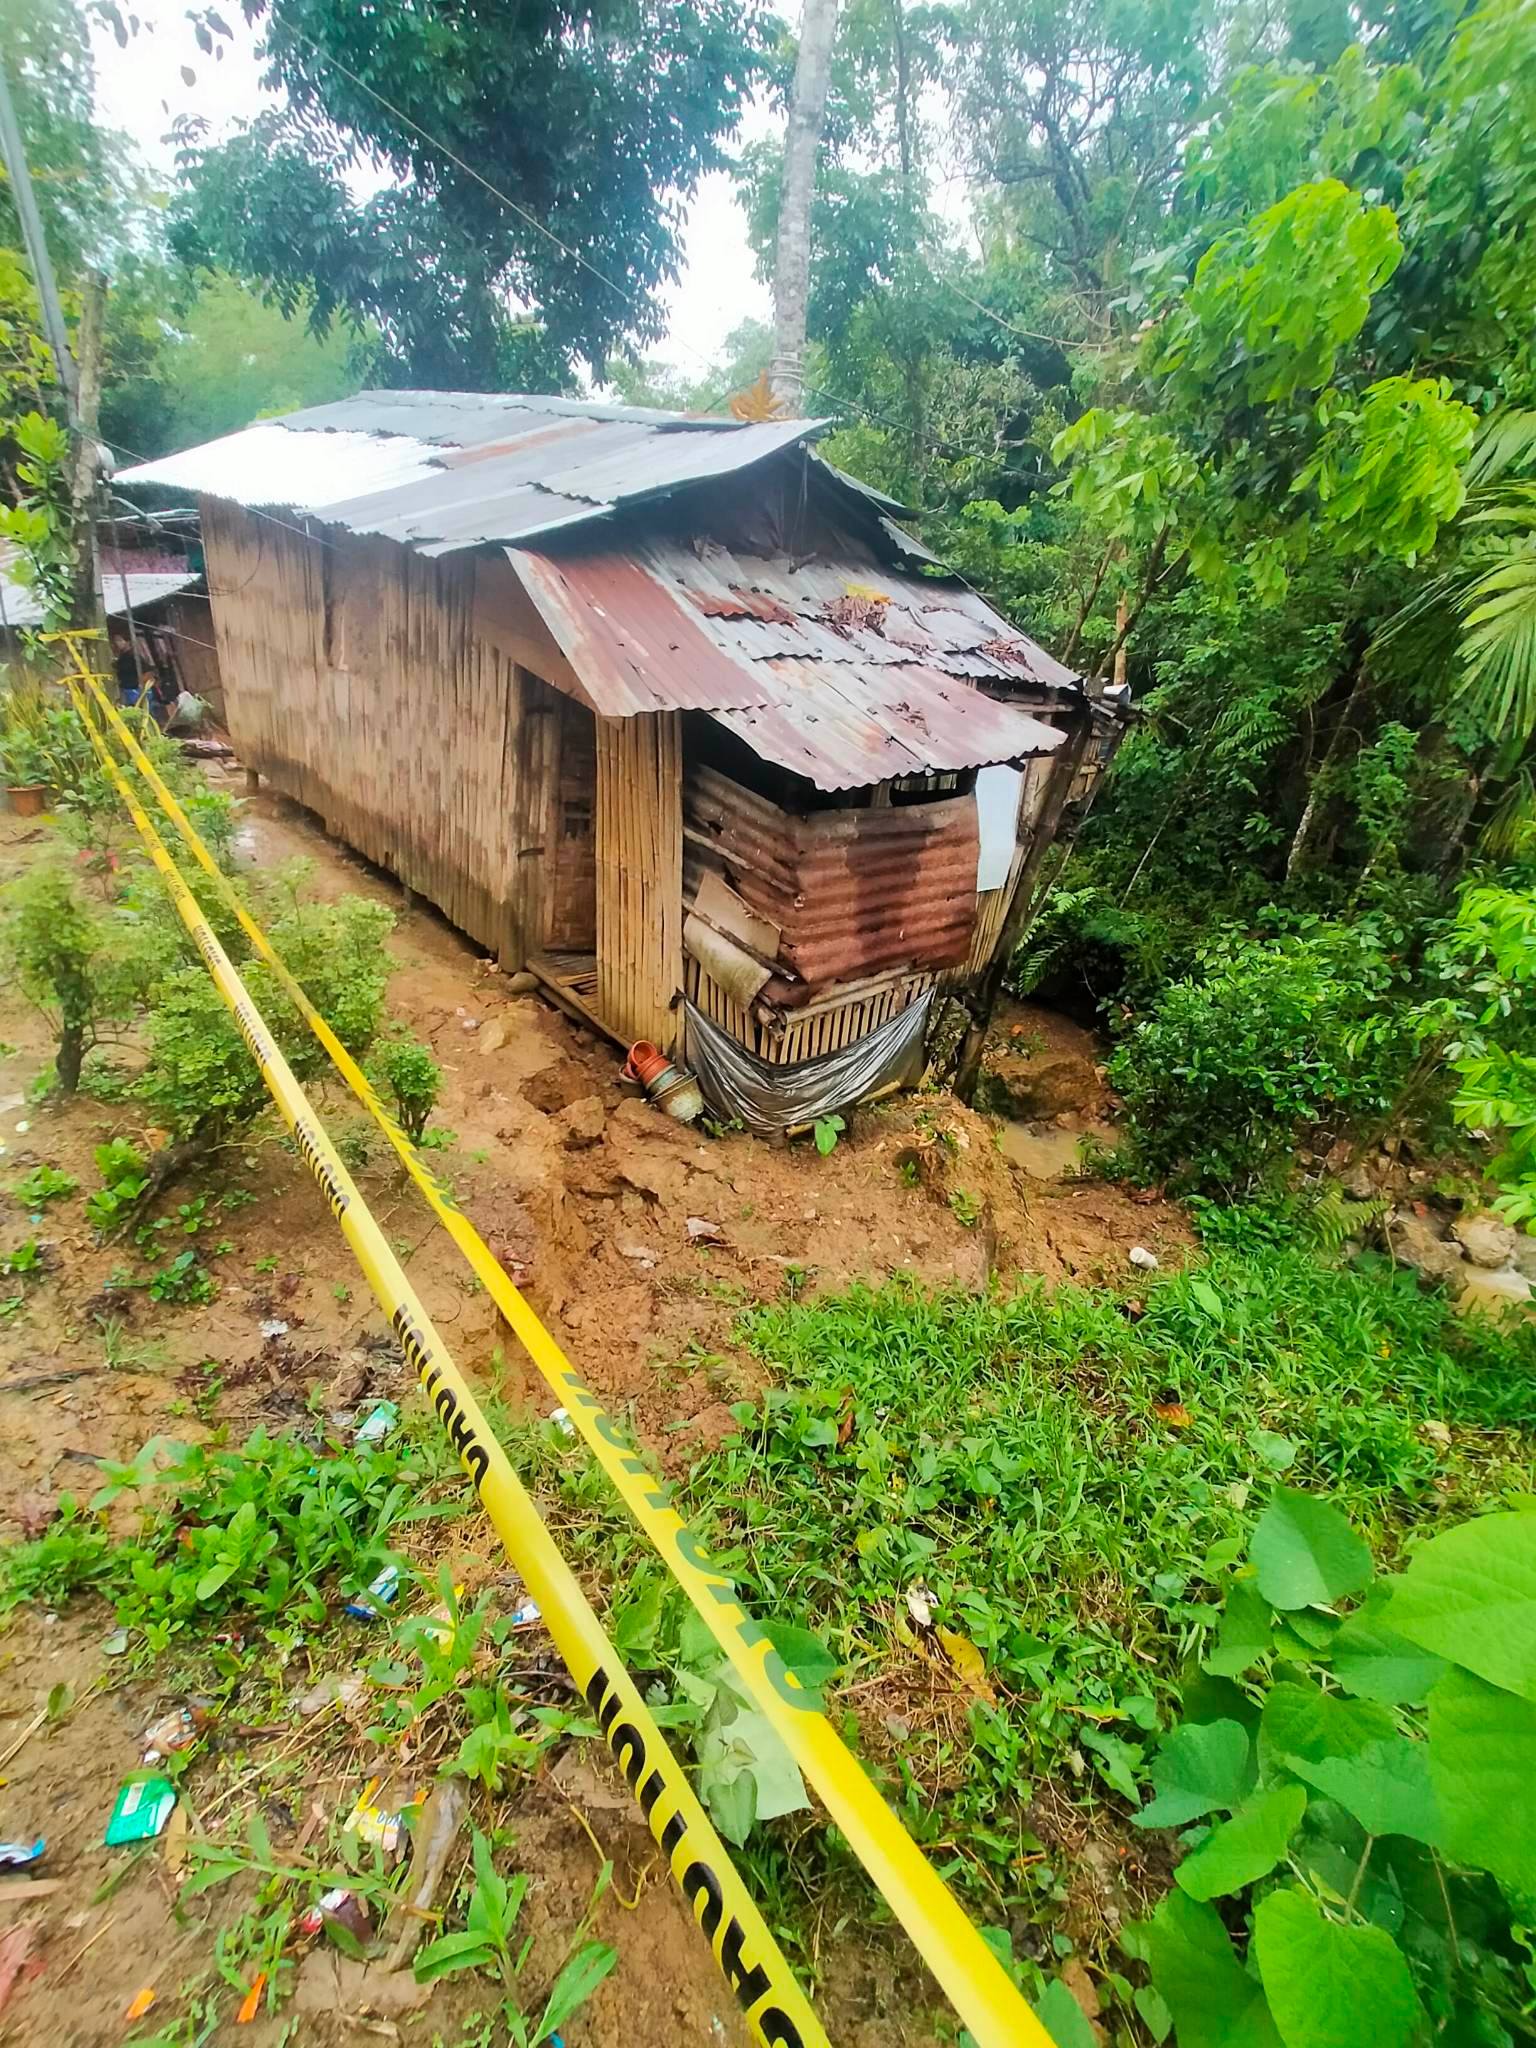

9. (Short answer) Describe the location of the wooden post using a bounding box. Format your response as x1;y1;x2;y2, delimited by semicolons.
954;703;1094;1103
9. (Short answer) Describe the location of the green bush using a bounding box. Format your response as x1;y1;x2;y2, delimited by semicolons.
1012;882;1195;1014
1129;1494;1536;2048
135;878;394;1153
370;1031;443;1142
1107;919;1431;1195
0;859;173;1094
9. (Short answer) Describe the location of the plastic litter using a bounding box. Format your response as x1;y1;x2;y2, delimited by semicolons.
259;1318;290;1340
236;1972;266;2023
548;1407;575;1437
105;1777;177;1845
345;1565;402;1620
0;1839;44;1870
1127;1246;1160;1271
354;1400;399;1447
508;1596;542;1630
125;1988;157;2022
344;1779;416;1856
142;1699;213;1764
297;1887;374;1947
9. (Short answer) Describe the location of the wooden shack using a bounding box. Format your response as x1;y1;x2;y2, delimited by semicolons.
124;393;1114;1126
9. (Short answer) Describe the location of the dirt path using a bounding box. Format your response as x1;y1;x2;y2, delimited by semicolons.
0;783;1189;2046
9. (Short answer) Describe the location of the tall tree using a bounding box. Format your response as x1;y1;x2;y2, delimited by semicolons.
770;0;842;409
170;0;774;388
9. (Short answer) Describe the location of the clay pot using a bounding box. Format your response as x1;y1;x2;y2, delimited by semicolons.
6;784;46;817
623;1040;671;1088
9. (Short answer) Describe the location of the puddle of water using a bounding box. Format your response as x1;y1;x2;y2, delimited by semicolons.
998;1121;1117;1179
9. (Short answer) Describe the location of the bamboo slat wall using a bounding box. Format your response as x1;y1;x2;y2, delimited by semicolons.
596;711;683;1049
685;958;936;1064
200;502;542;964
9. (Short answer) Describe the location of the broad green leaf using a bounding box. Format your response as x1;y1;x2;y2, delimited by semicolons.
413;1930;498;1983
702;1765;756;1845
1031;1978;1096;2048
1250;1490;1373;1611
1252;1431;1299;1473
1206;1579;1275;1678
1293;1737;1440;1845
1331;1594;1448;1705
1253;1888;1424;2048
1141;1891;1282;2048
762;1621;839;1704
1134;1719;1256;1829
1257;1679;1437;1836
1175;1782;1308;1901
1428;1666;1536;1891
533;1939;618;2044
1190;1276;1224;1317
1388;1512;1536;1701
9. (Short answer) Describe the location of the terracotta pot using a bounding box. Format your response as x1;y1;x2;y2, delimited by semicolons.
6;784;46;818
623;1040;671;1088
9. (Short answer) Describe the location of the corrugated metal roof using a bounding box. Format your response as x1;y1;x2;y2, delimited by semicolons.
117;390;830;555
0;549;201;630
509;532;1069;790
508;550;771;718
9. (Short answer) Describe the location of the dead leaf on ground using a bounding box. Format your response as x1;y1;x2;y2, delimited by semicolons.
685;1216;725;1245
936;1626;997;1706
12;1495;56;1541
1153;1401;1193;1429
1061;1956;1101;2021
162;1801;189;1876
0;1926;34;2014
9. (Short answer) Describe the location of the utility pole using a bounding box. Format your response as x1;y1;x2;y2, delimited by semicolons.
0;55;78;412
769;0;840;413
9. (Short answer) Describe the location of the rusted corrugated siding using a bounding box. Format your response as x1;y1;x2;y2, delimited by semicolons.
684;764;977;996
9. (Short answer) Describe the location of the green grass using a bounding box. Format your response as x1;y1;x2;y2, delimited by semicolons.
509;1247;1536;1951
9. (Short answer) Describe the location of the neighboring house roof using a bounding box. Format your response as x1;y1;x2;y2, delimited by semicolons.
116;390;828;555
511;534;1069;791
0;547;201;631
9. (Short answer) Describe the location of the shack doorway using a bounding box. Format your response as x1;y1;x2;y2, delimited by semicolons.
521;673;602;1024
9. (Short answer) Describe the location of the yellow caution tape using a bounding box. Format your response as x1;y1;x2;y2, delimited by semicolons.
67;644;1050;2048
62;668;828;2048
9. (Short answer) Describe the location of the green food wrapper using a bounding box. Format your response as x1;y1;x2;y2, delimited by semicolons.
105;1775;177;1845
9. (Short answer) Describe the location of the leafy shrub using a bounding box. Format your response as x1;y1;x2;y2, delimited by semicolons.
1129;1492;1536;2048
135;880;394;1157
1107;919;1430;1194
0;860;173;1094
1447;879;1536;1229
370;1031;442;1142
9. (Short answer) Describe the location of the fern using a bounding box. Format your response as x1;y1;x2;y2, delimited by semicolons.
1301;1182;1389;1254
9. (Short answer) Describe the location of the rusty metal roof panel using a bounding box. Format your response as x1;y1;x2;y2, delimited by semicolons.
506;549;770;718
714;657;1064;791
117;392;831;554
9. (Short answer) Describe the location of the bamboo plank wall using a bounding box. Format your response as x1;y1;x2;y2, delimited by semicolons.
200;501;529;963
596;711;682;1050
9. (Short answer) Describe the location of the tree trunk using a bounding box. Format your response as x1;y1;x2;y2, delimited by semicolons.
769;0;840;412
1285;663;1369;881
68;270;105;631
56;1019;84;1096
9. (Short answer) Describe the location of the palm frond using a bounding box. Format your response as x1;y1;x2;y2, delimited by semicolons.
1456;538;1536;748
1464;409;1536;488
1480;763;1536;857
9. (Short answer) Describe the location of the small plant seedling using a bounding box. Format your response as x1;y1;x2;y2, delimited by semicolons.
85;1138;149;1230
948;1188;983;1228
0;1238;43;1278
413;1829;616;2046
371;1033;443;1144
333;1282;352;1305
12;1163;77;1207
147;1250;216;1306
418;1126;458;1153
251;1254;279;1275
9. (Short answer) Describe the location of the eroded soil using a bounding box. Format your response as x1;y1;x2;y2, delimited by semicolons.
0;780;1189;2046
